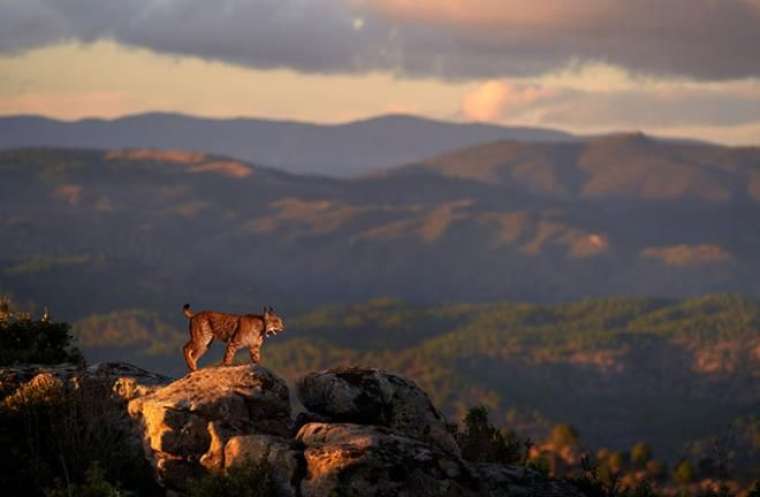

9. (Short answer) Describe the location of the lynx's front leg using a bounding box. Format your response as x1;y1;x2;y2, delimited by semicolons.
223;337;242;366
248;345;261;364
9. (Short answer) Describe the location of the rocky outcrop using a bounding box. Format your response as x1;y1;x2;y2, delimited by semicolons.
297;367;460;456
295;422;586;497
296;422;476;497
127;364;291;491
294;367;585;497
2;362;586;496
0;361;170;403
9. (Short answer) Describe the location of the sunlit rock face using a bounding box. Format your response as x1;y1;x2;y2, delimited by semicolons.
295;421;476;497
127;364;291;491
116;364;582;497
224;434;303;497
0;361;170;405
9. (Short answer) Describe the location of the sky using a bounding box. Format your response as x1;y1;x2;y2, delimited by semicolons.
1;0;759;145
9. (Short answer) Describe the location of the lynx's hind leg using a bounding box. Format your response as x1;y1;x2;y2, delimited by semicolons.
184;338;212;372
184;320;213;372
183;340;198;371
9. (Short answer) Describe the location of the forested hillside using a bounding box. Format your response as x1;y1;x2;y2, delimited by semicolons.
70;294;760;468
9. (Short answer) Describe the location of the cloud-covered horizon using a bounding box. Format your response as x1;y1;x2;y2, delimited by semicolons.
461;80;760;128
2;0;760;80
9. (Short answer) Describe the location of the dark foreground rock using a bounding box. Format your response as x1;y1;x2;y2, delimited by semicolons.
293;367;584;497
297;366;460;456
3;362;587;496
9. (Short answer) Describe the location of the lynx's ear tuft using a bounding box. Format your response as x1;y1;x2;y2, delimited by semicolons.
183;304;190;310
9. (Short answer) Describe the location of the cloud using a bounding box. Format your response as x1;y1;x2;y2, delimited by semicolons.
461;82;556;122
363;0;760;80
0;0;367;72
459;80;760;129
1;0;759;80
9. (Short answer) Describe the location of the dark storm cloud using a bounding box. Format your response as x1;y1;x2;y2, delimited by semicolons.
1;0;759;80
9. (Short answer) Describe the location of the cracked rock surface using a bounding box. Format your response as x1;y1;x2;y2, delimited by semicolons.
297;367;460;456
296;422;476;497
127;364;291;492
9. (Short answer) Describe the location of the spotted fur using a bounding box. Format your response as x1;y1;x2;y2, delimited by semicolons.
181;304;285;372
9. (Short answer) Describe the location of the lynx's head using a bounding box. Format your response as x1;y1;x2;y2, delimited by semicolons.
263;306;285;337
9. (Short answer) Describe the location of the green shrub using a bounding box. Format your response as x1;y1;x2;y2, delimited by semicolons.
695;483;734;497
673;459;695;485
630;442;652;467
569;455;619;497
645;459;667;480
607;451;625;474
0;374;157;497
45;462;125;497
0;312;82;366
549;423;580;448
455;405;531;465
526;455;550;478
568;455;665;497
189;460;277;497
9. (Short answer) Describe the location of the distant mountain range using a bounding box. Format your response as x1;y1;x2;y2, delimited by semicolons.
2;134;760;321
0;113;576;177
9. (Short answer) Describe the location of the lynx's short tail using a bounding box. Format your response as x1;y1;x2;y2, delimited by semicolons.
182;303;194;319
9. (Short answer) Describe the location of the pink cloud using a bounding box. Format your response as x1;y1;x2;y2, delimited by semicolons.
461;81;556;122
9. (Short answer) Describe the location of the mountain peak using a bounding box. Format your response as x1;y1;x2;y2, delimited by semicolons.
591;131;652;145
0;112;575;177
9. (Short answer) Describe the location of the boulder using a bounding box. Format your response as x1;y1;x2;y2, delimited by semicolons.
127;364;291;492
224;434;304;497
296;422;477;497
297;367;460;455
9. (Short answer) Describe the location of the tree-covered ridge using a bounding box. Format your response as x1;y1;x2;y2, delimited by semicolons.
65;293;760;364
262;294;760;458
271;294;760;362
62;293;760;463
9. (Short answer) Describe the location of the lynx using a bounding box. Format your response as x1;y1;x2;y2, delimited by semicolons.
181;303;285;372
